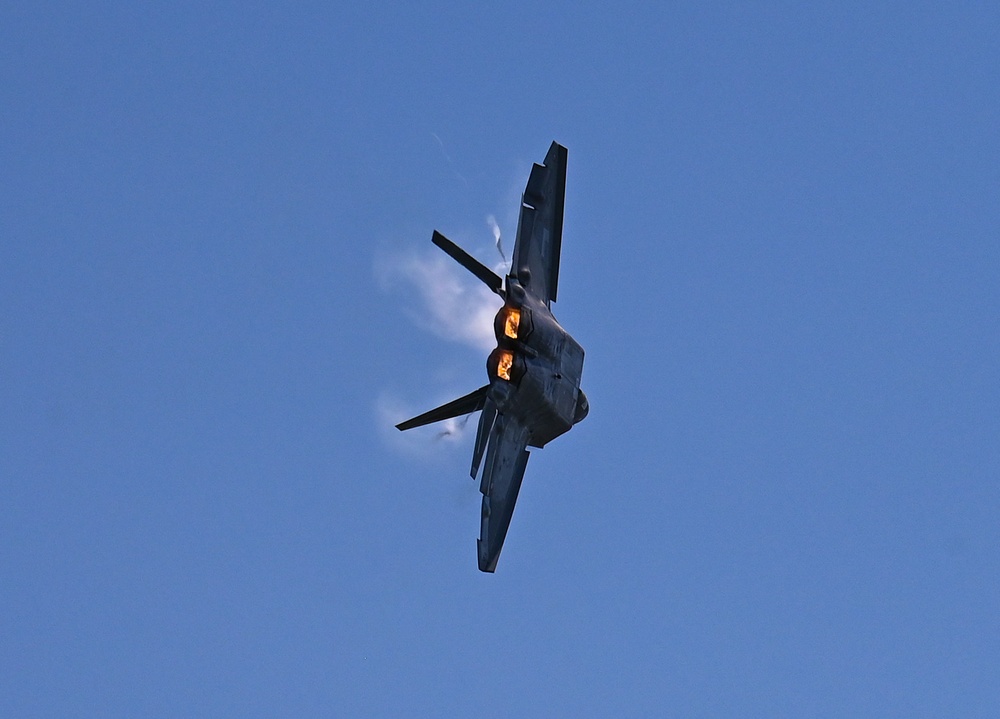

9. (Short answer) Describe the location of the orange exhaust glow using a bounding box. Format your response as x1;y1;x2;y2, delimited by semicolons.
504;308;520;339
497;350;514;381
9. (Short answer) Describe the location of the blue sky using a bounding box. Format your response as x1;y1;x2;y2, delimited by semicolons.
3;3;999;716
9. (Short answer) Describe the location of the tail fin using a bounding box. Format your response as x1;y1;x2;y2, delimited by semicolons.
395;385;491;431
432;231;505;298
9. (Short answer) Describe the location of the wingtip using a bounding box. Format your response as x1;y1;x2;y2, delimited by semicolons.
477;540;498;573
546;140;568;166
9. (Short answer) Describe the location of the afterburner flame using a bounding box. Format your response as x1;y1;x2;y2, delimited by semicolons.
504;308;521;339
497;350;514;381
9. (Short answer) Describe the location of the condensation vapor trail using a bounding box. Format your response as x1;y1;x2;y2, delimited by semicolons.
487;214;505;263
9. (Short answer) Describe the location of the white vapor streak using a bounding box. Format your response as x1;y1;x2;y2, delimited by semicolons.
375;391;474;457
487;214;505;262
376;248;502;353
375;223;510;453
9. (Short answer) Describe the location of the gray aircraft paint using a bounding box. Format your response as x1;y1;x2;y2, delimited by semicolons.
396;142;587;573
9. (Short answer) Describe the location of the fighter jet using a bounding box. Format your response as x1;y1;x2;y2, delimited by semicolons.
396;141;588;572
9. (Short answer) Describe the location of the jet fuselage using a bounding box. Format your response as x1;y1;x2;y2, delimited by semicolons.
487;277;587;448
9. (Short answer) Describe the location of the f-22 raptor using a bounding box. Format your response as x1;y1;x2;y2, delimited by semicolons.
397;141;588;572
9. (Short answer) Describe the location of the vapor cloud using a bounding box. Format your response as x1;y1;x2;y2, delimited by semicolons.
487;214;505;262
375;390;473;457
376;241;505;353
375;220;511;452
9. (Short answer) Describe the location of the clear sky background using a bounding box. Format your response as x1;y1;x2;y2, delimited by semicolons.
3;3;999;716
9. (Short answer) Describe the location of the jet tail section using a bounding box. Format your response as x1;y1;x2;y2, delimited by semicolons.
395;385;490;431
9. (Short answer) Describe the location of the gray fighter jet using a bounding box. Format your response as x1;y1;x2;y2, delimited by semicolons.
396;141;588;572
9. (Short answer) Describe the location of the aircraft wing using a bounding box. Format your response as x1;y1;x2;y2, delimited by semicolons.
477;413;531;572
511;141;567;306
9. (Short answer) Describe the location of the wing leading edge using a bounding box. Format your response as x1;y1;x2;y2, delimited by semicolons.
477;413;531;572
512;141;567;306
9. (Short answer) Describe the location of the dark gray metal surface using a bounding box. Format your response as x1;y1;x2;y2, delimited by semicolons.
396;141;586;572
512;142;566;306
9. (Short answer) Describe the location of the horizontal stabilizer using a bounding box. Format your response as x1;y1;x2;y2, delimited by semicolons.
395;385;491;431
432;231;504;297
